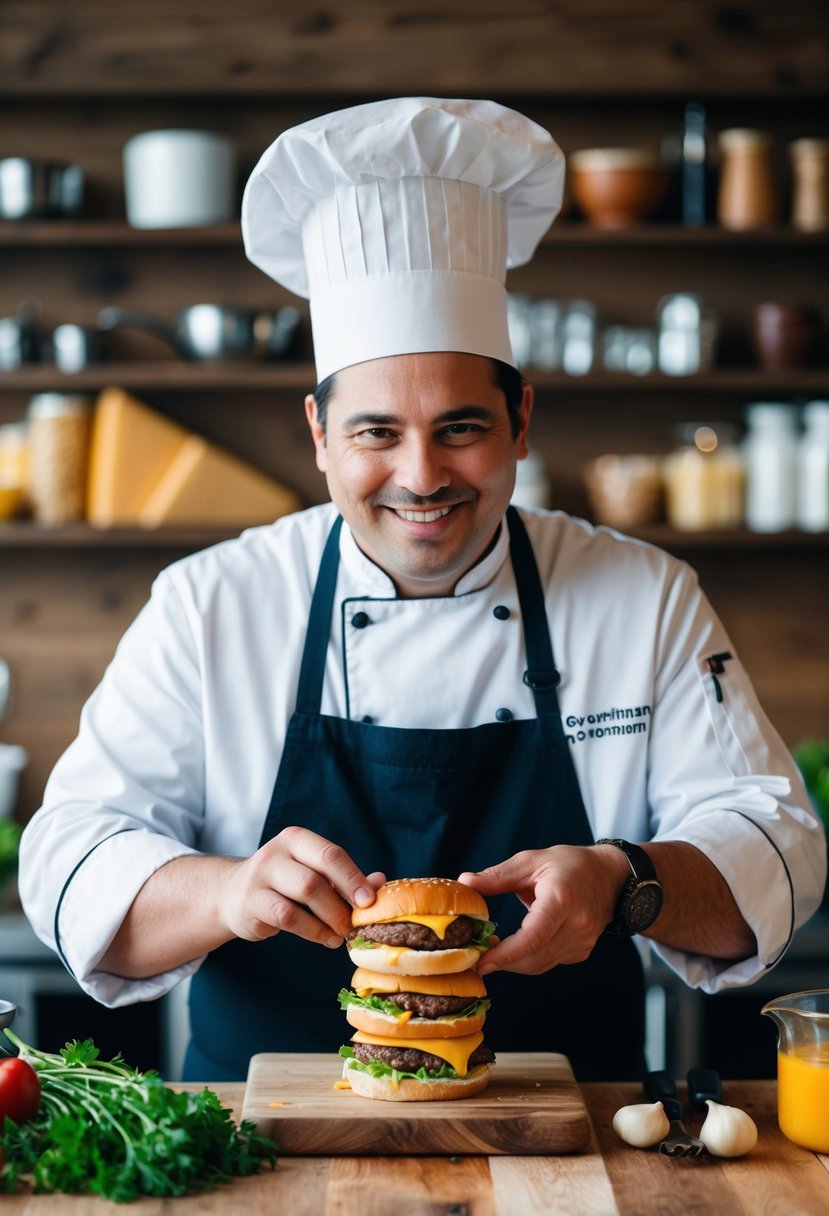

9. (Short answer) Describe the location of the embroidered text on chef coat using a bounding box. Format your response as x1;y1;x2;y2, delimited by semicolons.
565;703;652;745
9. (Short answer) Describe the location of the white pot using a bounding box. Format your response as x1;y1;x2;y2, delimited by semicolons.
123;129;237;229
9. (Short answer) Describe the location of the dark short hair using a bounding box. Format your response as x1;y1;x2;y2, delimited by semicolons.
312;357;524;438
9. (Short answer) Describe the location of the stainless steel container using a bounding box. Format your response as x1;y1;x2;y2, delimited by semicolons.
0;158;84;220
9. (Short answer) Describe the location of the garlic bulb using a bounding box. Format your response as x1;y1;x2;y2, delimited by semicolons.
699;1099;758;1157
612;1101;670;1148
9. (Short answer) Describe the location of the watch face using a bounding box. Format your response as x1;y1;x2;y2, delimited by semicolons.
626;881;663;932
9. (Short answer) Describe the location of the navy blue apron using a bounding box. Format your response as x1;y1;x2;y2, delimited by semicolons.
184;508;645;1082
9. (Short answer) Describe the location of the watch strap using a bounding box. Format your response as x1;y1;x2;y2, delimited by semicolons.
595;838;662;935
595;838;657;881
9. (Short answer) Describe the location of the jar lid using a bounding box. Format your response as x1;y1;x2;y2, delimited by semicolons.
570;146;661;171
803;400;829;425
27;392;92;418
718;128;772;149
744;401;798;427
675;422;739;449
789;138;829;157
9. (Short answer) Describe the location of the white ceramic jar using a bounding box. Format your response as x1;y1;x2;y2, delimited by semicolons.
123;129;236;229
743;402;799;532
797;400;829;532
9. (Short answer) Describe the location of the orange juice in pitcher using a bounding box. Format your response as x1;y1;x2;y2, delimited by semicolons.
763;991;829;1153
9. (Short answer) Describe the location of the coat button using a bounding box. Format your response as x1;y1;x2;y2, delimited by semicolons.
493;605;510;620
495;707;513;722
361;715;374;725
351;611;370;629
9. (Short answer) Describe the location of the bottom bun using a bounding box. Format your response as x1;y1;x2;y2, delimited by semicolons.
343;1060;492;1103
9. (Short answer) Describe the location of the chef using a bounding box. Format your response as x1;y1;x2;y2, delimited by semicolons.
20;99;826;1083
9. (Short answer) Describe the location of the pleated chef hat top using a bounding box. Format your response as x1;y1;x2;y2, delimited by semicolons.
242;97;565;383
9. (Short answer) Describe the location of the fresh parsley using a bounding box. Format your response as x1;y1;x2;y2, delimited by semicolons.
0;1029;277;1203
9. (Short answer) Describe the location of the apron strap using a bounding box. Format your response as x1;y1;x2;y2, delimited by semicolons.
506;506;562;721
295;515;344;715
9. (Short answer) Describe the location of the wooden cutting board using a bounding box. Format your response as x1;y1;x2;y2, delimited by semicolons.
241;1051;592;1155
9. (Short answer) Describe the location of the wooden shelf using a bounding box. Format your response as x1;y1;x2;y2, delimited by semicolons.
1;520;826;551
626;525;829;549
1;220;827;249
0;221;243;246
1;364;826;394
0;522;243;549
0;362;315;390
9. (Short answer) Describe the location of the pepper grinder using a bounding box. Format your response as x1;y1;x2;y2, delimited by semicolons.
789;138;829;232
681;102;709;226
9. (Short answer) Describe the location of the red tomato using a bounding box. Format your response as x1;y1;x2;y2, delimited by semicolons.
0;1057;41;1124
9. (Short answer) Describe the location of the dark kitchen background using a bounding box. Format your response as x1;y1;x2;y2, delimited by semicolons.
0;0;827;1079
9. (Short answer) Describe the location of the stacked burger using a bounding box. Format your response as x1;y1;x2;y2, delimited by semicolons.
338;877;497;1101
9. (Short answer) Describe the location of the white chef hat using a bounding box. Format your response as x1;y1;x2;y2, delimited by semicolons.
242;97;565;383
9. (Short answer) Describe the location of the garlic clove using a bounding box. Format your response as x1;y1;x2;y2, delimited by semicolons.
612;1100;671;1148
699;1099;758;1157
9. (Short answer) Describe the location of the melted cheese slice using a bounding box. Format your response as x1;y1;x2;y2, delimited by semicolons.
350;1030;483;1077
379;914;459;940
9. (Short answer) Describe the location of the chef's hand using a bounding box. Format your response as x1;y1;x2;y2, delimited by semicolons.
221;826;385;949
458;844;627;976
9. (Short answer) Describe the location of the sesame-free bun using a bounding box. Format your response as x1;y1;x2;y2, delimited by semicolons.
346;942;482;975
343;1059;492;1103
345;1004;486;1039
350;968;487;999
351;877;488;927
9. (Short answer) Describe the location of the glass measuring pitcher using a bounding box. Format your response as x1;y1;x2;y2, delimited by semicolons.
762;990;829;1152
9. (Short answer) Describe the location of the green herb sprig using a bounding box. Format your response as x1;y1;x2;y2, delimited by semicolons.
0;1029;277;1203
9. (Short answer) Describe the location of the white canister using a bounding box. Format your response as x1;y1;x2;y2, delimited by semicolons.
123;129;237;229
743;402;799;532
0;743;28;818
797;400;829;532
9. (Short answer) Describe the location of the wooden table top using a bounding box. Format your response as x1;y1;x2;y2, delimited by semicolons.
3;1079;828;1213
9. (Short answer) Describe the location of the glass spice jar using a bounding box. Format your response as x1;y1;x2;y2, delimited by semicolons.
663;423;745;531
26;392;92;524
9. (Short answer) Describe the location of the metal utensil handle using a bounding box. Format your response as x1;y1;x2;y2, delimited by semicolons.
643;1069;683;1121
686;1067;723;1109
643;1069;677;1102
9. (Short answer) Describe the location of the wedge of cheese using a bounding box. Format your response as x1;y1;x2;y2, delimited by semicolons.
137;434;302;527
87;387;189;526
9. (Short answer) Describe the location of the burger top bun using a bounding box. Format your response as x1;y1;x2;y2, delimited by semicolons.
351;877;488;927
347;942;482;976
350;967;487;998
343;1059;492;1103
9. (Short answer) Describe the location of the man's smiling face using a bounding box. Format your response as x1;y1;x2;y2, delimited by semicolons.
305;352;532;598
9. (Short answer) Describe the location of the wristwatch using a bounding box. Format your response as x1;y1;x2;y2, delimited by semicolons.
595;838;663;935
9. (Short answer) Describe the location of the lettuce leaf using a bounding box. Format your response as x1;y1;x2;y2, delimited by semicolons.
337;989;490;1019
339;1045;459;1082
471;919;497;950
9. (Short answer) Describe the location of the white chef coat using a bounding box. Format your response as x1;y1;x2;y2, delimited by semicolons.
19;503;826;1008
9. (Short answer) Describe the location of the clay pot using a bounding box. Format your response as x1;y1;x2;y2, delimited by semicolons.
569;148;669;229
753;302;820;370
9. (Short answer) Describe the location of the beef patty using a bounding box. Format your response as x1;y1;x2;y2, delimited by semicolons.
348;915;474;951
383;992;476;1018
351;1041;495;1075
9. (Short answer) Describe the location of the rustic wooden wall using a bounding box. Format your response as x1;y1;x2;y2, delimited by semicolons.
0;0;827;817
